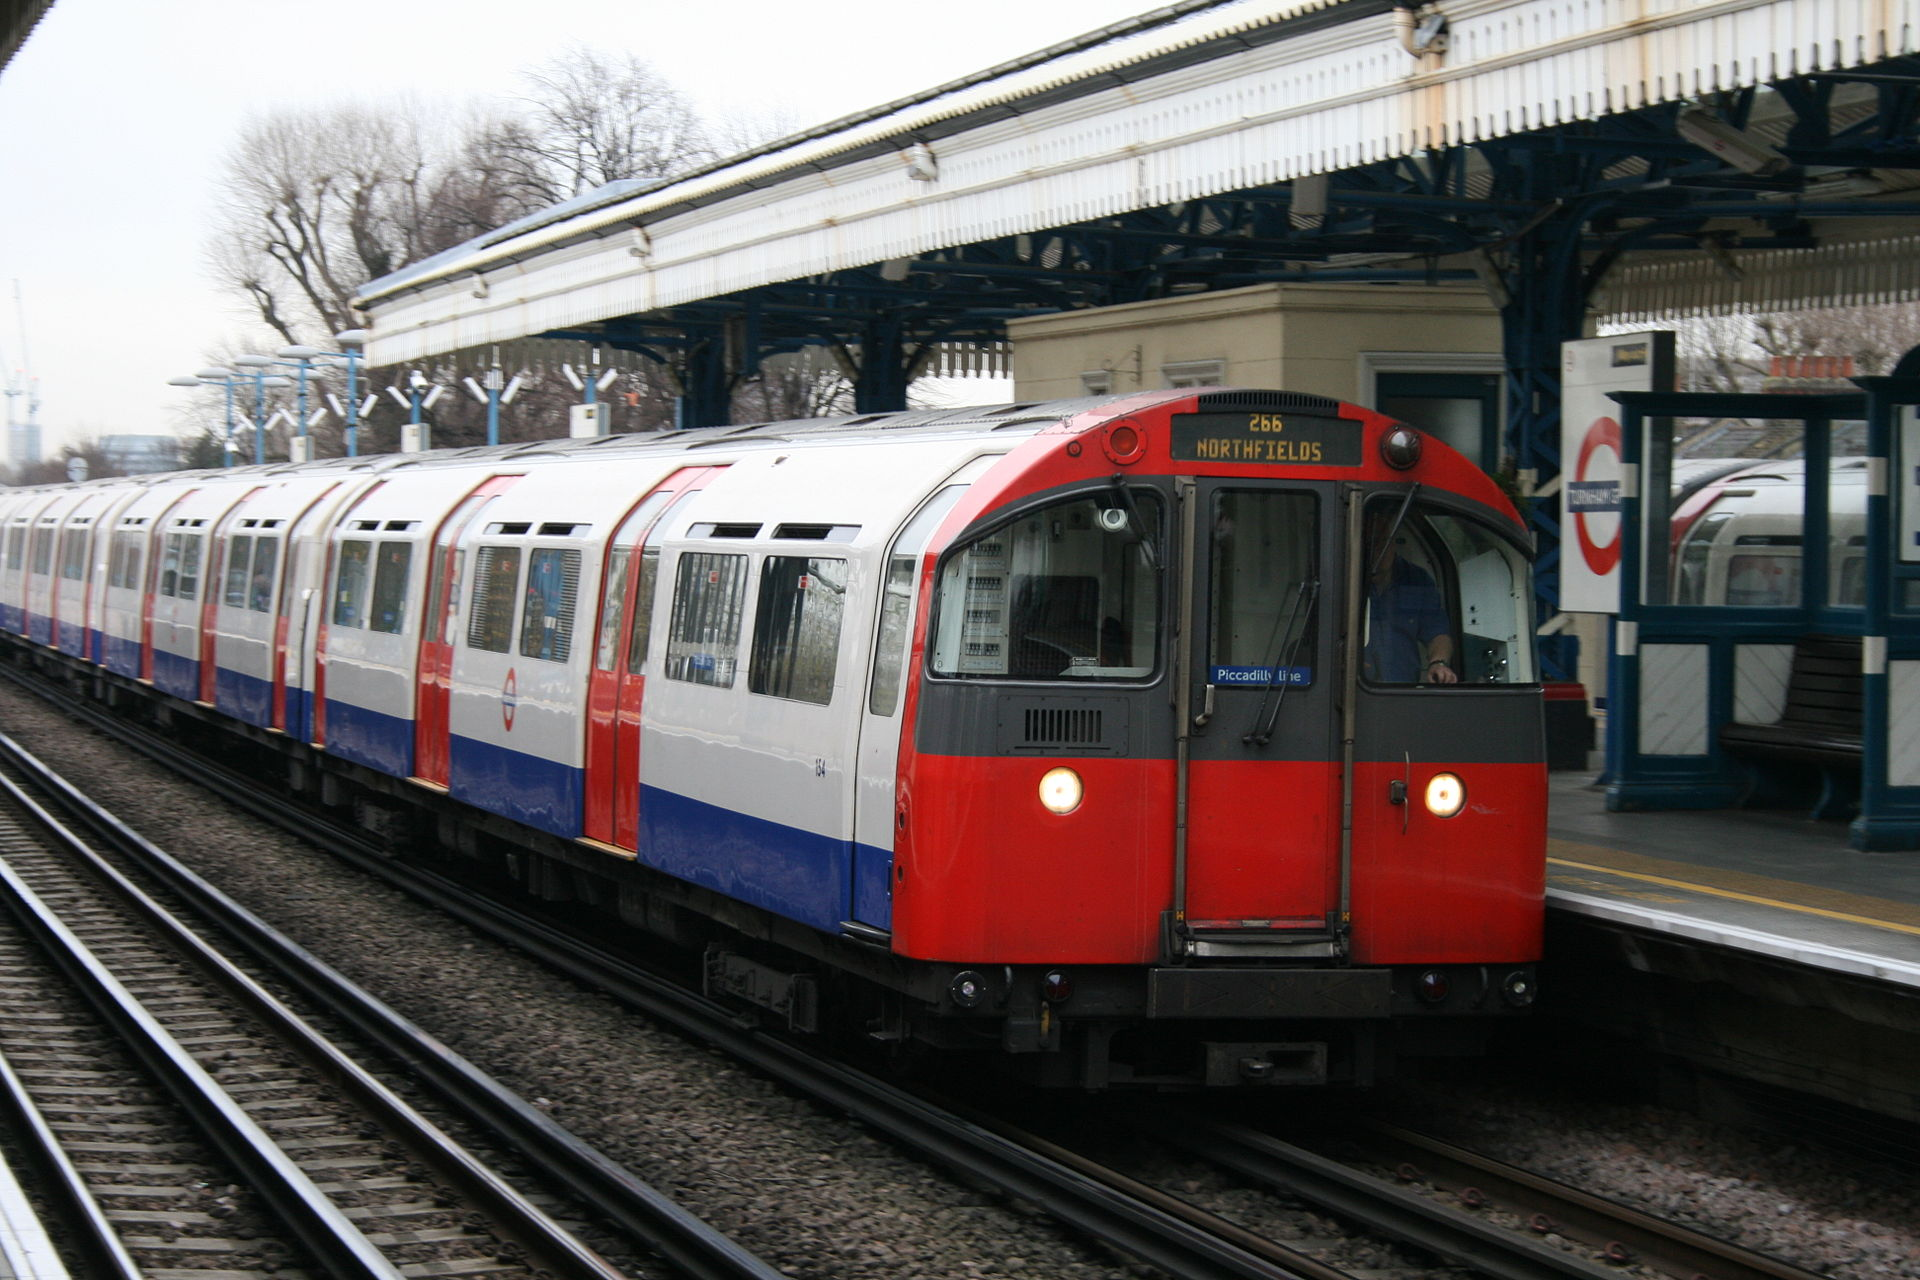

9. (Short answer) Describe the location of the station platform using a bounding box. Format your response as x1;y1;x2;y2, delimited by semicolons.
1546;769;1920;988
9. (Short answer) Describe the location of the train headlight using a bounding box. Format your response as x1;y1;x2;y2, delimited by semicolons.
1424;772;1465;818
1039;767;1083;815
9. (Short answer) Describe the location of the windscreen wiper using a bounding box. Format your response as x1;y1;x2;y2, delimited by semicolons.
1244;577;1318;748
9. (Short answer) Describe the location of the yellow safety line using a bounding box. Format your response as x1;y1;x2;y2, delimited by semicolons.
1548;856;1920;939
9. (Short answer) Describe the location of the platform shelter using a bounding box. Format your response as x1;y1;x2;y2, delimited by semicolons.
1605;366;1920;850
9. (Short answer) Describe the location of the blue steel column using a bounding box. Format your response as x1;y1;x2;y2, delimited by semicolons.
853;319;910;415
1479;143;1605;685
675;338;732;430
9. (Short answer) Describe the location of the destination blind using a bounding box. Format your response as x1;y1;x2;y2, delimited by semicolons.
1169;412;1361;466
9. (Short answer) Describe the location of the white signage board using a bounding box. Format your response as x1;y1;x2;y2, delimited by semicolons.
1559;332;1674;614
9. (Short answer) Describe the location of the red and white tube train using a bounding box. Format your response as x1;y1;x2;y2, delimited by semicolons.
0;390;1543;1087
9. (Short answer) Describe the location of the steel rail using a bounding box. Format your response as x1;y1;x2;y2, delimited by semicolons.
0;724;784;1280
0;1047;138;1279
1354;1120;1830;1280
1145;1113;1640;1280
0;788;405;1280
11;671;1319;1280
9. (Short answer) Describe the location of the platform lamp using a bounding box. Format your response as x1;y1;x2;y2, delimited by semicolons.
273;344;328;464
332;330;369;457
462;348;527;447
230;355;297;465
167;369;240;467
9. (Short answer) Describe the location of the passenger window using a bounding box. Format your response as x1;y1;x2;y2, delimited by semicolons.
158;534;181;598
518;548;581;661
751;556;846;705
597;546;632;670
248;537;278;612
466;545;522;653
59;529;87;582
176;535;203;601
1361;499;1536;686
627;548;661;675
5;527;22;572
225;535;253;607
869;486;966;716
31;528;52;575
1210;491;1317;686
664;551;747;687
333;539;372;628
930;489;1163;680
596;489;676;671
369;541;412;634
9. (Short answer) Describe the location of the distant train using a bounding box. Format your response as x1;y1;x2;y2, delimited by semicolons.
1667;458;1868;608
0;390;1543;1087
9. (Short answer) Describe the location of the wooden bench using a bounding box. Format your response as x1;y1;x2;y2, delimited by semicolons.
1719;635;1862;820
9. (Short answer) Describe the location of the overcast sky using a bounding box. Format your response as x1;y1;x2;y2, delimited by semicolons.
0;0;1153;459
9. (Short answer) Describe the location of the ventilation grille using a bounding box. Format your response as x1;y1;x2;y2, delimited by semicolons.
1025;706;1103;745
1195;390;1343;415
994;696;1128;756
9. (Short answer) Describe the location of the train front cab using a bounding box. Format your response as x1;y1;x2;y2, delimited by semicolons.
898;392;1544;1086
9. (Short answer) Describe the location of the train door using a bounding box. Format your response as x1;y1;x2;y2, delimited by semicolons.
197;487;261;703
1174;479;1343;959
139;489;197;683
848;477;977;933
583;466;723;848
1338;488;1543;964
413;475;521;786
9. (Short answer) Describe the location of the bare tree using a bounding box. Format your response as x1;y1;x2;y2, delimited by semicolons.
499;47;716;203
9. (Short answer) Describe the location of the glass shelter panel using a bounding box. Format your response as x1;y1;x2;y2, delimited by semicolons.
1652;415;1810;608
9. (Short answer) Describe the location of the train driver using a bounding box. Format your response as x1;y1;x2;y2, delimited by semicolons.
1362;505;1457;685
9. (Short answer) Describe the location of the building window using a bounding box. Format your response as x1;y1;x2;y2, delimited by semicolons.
1162;358;1226;389
518;547;581;661
665;551;747;687
750;556;846;705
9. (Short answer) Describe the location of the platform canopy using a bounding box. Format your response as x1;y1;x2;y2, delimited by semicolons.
357;0;1920;375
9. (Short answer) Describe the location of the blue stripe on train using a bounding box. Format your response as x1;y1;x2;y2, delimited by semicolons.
57;619;83;655
216;666;274;729
152;649;199;700
104;633;140;677
323;697;413;779
638;784;858;935
448;732;583;839
27;615;50;646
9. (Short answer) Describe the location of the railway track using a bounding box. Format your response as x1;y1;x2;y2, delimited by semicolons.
0;724;784;1280
0;662;1848;1280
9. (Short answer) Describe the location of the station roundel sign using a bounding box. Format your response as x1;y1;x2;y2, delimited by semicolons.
502;668;518;732
1572;415;1623;577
